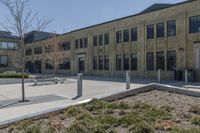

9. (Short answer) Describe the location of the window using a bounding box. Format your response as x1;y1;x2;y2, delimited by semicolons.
131;28;137;41
75;40;79;49
93;36;98;46
167;51;176;70
147;52;154;71
167;20;176;36
104;55;109;70
189;15;200;33
93;56;98;70
80;39;83;48
0;55;8;67
116;31;122;43
34;47;42;54
104;33;109;45
45;60;54;70
0;42;17;50
26;49;32;56
116;55;122;71
59;58;70;70
156;52;165;70
131;53;137;71
45;45;53;53
99;35;103;46
60;42;70;51
147;25;154;39
84;37;88;48
157;23;165;38
99;56;103;70
123;29;129;42
123;54;129;70
7;42;17;49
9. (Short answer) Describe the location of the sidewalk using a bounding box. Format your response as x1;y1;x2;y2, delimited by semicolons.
0;77;199;127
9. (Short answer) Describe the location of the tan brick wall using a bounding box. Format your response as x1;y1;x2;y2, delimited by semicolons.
25;0;200;81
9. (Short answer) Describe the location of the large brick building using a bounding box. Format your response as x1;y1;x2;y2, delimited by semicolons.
4;0;200;81
0;31;19;72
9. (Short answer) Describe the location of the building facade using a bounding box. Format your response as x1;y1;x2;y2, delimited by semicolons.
24;0;200;81
0;31;19;72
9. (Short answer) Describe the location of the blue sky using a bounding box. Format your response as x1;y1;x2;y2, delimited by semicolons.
0;0;184;34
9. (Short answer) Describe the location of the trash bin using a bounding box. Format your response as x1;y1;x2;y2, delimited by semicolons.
183;69;195;82
174;69;183;81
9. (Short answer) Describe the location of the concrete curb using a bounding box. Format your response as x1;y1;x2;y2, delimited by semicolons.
0;83;200;129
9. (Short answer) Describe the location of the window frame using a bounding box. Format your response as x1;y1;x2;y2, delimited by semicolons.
116;31;122;44
156;23;165;38
123;29;130;43
167;20;176;36
189;15;200;33
131;28;137;42
131;53;137;71
156;51;165;71
147;52;154;71
0;55;8;67
147;24;154;39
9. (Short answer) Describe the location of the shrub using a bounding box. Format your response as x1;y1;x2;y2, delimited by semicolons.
191;116;200;125
0;73;29;78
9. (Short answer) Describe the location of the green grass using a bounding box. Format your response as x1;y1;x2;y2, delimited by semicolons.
5;99;198;133
191;116;200;126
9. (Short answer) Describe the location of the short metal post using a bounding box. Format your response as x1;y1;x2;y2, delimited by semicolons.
77;73;83;97
185;69;188;84
33;79;37;86
158;69;161;83
126;71;130;89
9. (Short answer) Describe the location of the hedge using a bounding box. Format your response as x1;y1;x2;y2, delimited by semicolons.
0;73;29;78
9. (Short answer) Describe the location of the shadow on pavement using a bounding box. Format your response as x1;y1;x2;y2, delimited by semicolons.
0;95;68;109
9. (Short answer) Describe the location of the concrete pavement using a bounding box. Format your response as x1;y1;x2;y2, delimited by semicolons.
0;76;199;127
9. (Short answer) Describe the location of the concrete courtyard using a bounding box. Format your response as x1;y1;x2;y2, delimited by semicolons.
0;76;199;126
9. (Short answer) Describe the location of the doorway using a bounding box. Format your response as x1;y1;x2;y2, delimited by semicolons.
194;46;200;70
34;60;42;73
78;57;85;73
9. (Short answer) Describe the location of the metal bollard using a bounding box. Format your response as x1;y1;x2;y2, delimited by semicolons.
126;71;130;89
77;73;83;97
33;79;37;86
158;69;161;83
185;69;188;84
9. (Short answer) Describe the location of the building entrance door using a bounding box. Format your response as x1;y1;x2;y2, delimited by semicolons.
34;60;42;73
194;46;200;70
78;57;85;73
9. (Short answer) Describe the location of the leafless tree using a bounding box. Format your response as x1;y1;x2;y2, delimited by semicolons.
0;0;53;102
44;35;65;76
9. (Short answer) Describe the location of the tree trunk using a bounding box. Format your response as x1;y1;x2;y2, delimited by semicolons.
21;39;26;102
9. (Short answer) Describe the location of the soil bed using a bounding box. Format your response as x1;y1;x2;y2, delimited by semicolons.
0;90;200;133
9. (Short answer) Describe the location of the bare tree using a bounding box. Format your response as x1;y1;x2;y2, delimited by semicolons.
0;0;53;102
44;35;65;76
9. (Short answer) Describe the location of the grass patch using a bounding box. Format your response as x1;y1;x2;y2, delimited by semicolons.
171;127;200;133
189;106;200;114
191;116;200;126
3;99;176;133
